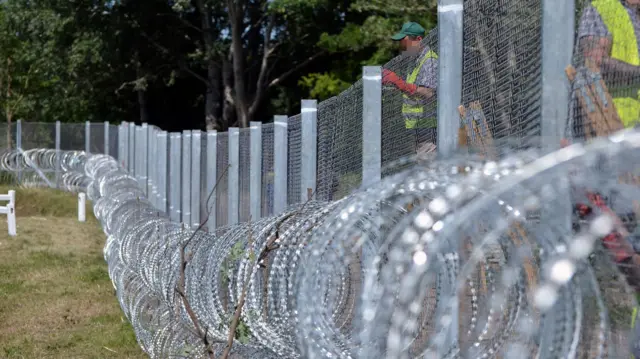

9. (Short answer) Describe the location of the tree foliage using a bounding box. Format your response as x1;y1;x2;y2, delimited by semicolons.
0;0;438;130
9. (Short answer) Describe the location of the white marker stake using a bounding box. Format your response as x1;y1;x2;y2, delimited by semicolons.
78;193;86;222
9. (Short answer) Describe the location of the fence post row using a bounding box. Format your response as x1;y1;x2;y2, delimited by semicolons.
169;132;182;223
301;100;318;200
362;66;382;189
191;130;202;228
228;127;240;225
206;130;217;231
273;115;288;215
249;122;262;221
181;130;192;227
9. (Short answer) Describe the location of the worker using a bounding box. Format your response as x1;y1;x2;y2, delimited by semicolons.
577;0;640;129
382;21;438;155
576;2;640;355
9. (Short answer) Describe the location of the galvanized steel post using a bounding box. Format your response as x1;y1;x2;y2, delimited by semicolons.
362;66;382;188
273;116;288;215
301;100;318;200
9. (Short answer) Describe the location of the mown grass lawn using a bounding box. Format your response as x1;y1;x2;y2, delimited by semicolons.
0;186;146;358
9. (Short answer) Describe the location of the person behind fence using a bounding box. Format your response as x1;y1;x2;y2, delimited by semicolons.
577;0;640;129
576;2;640;355
381;21;438;155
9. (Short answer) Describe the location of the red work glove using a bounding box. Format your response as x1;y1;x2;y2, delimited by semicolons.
382;69;417;95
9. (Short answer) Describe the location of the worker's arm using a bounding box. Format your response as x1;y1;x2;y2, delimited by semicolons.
580;35;640;80
382;69;434;99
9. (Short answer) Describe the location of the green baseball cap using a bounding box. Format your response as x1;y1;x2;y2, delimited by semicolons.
391;22;426;41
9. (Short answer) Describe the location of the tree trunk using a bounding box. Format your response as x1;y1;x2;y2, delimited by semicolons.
195;0;222;131
136;66;149;124
5;58;12;149
229;3;249;128
205;61;221;131
222;54;235;130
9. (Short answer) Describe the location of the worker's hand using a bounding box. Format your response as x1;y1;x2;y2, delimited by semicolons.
415;87;435;99
382;69;400;85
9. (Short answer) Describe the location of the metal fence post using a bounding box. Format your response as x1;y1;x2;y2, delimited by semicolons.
134;125;141;181
539;1;575;358
157;131;168;213
141;123;149;197
85;121;91;153
301;100;318;200
191;130;202;228
15;120;21;150
148;126;156;207
228;127;240;225
55;121;61;188
169;133;182;222
362;66;382;188
16;120;22;181
437;0;464;159
541;0;574;151
119;123;127;167
181;130;192;226
206;131;218;231
104;121;110;156
249;122;262;220
273;116;288;215
436;0;463;351
128;123;135;173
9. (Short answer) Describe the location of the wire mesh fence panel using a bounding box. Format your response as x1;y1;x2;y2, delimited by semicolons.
89;123;105;154
287;114;302;206
19;122;56;150
461;0;543;152
381;28;439;177
59;123;85;151
216;132;229;228
262;123;275;217
239;128;251;223
315;96;339;202
316;82;364;202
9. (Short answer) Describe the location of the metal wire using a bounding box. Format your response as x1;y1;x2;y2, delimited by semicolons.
1;128;639;358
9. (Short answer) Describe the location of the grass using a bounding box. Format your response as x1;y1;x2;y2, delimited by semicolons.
0;185;147;359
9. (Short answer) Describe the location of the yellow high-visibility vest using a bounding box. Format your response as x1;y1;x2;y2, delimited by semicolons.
402;49;438;129
592;0;640;127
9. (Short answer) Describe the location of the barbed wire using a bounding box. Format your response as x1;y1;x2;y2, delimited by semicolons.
1;129;640;358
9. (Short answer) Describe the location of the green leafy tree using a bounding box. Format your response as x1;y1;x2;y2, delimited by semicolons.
300;0;437;99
